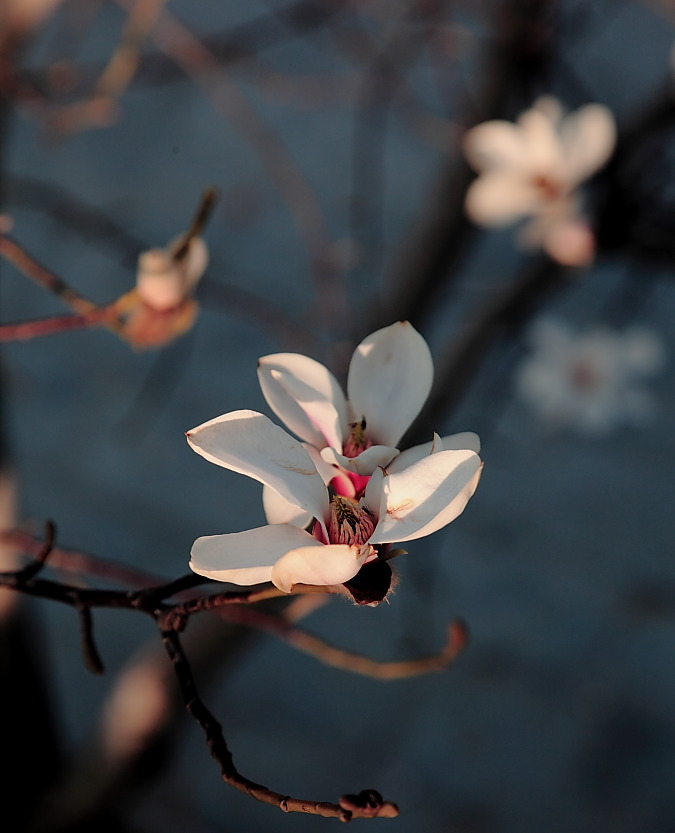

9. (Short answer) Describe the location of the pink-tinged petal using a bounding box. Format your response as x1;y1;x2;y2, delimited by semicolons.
189;524;319;585
465;172;542;227
271;543;372;592
262;484;313;528
463;120;531;172
187;410;328;524
320;445;399;476
258;353;348;450
347;322;433;446
369;450;482;544
387;431;480;473
559;104;616;186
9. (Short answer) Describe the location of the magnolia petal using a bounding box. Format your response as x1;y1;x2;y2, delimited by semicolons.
369;450;482;544
271;543;372;593
463;120;531;172
258;354;348;450
189;524;319;585
387;431;480;473
465;172;542;227
559;104;616;186
518;102;565;173
320;444;399;476
262;484;313;528
363;465;385;517
347;321;433;447
187;410;328;524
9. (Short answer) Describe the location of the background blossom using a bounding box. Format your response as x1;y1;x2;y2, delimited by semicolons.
515;318;666;434
464;97;616;265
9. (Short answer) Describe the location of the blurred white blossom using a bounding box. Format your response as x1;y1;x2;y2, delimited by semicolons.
115;234;208;348
516;319;666;434
463;97;616;266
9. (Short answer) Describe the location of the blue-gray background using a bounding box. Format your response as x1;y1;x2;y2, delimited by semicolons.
1;2;674;831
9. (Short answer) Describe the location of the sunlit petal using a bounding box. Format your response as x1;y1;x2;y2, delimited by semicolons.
463;120;531;172
187;410;328;523
271;543;372;593
258;353;348;449
347;321;433;446
387;431;480;473
369;450;482;544
189;524;318;585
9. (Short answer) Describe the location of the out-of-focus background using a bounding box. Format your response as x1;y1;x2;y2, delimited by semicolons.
1;2;674;831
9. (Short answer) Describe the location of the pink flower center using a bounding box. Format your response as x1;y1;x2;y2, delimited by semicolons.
324;495;376;546
570;360;600;391
532;174;564;201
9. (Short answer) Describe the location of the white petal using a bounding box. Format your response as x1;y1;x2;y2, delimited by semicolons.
518;102;565;173
189;524;319;585
262;484;313;528
559;104;616;186
320;444;399;476
465;172;542;226
463;120;531;172
187;410;328;524
362;465;385;517
347;322;433;446
271;543;371;592
387;431;480;473
258;354;348;450
136;249;185;310
369;450;482;544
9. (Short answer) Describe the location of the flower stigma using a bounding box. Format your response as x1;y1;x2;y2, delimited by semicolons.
343;418;372;458
327;495;376;547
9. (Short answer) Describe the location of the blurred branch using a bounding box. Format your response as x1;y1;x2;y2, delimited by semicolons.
0;231;102;315
127;0;352;346
362;0;562;335
408;254;567;440
223;605;470;679
46;0;167;138
0;309;112;341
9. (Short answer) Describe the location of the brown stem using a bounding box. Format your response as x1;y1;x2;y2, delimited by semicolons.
160;625;398;821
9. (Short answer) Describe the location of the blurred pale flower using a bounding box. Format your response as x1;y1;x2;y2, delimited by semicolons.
516;319;666;434
463;97;616;266
257;321;480;525
187;409;482;598
114;234;208;349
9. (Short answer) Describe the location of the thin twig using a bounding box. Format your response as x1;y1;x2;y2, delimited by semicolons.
0;309;112;342
0;233;101;315
160;625;398;821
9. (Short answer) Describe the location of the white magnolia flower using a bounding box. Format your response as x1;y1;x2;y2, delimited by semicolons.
257;321;480;521
463;97;616;266
187;410;482;595
516;319;665;434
